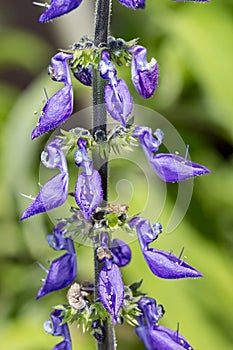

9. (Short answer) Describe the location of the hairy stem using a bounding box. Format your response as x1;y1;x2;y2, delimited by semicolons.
92;1;116;350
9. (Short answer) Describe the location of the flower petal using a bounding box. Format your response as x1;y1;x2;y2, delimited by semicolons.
152;325;194;350
128;217;162;251
37;253;77;299
31;84;73;139
136;324;194;350
104;80;133;127
149;153;211;182
73;65;92;86
99;50;133;126
74;138;92;174
47;223;75;254
49;52;73;84
74;169;103;220
20;172;68;220
98;263;124;325
134;126;164;154
129;45;158;98
38;0;83;23
111;239;131;267
143;248;202;279
117;0;145;9
138;297;164;326
20;139;68;220
41;138;67;173
44;309;72;350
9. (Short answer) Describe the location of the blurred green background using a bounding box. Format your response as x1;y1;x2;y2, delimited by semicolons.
0;0;233;349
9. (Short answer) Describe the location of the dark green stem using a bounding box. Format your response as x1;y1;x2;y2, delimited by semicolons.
92;1;116;350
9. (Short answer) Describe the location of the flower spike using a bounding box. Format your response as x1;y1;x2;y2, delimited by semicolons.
35;0;83;23
20;139;68;220
31;52;73;139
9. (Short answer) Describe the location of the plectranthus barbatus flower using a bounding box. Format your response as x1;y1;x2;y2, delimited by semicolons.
136;297;194;350
20;138;68;220
44;309;72;350
129;217;202;279
129;45;159;98
97;233;125;325
34;0;146;23
98;50;133;127
31;52;73;139
37;223;77;298
134;126;210;182
74;138;103;219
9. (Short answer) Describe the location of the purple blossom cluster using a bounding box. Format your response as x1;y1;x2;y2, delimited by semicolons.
30;42;159;139
21;1;211;350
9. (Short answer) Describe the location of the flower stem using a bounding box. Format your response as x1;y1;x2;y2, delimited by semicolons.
92;1;116;350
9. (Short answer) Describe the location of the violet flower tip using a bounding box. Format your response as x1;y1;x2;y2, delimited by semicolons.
31;127;40;140
19;213;28;221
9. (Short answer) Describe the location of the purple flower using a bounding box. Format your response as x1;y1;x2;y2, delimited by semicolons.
20;139;68;220
129;45;159;98
129;217;162;251
137;297;164;327
111;239;132;267
98;262;124;325
134;126;164;156
136;297;193;350
32;52;73;139
134;126;210;182
129;217;202;279
37;225;77;299
118;0;145;9
143;249;203;279
37;252;77;299
75;169;103;220
99;50;133;127
73;65;92;86
74;138;103;219
148;153;211;182
34;0;83;23
44;309;72;350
